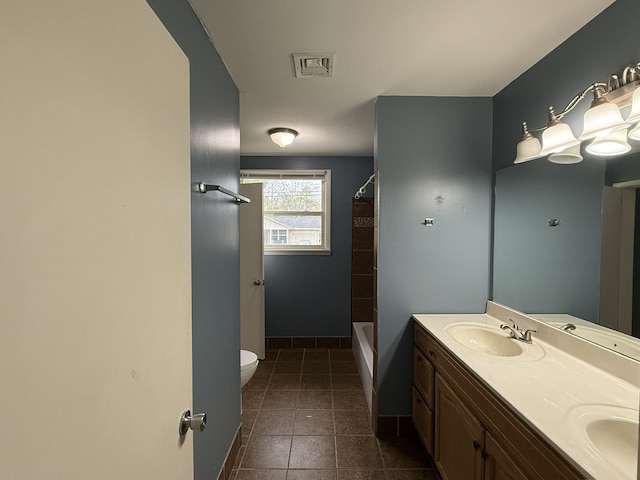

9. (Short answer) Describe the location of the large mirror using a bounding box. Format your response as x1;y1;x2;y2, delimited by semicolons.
492;151;640;361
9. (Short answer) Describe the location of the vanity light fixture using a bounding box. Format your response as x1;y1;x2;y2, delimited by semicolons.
513;61;640;164
268;127;298;148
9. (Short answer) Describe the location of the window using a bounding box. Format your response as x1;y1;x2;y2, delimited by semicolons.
241;169;331;254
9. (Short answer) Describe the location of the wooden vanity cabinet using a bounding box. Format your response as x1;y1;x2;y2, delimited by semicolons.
434;373;484;480
412;322;585;480
413;326;437;454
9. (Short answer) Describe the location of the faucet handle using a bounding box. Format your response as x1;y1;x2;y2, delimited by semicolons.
507;318;519;330
500;324;518;339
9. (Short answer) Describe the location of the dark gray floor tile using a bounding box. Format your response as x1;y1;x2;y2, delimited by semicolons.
334;410;374;435
337;470;386;480
286;469;337;480
289;435;337;469
335;436;383;468
294;409;335;435
253;409;295;435
262;390;299;409
241;435;292;469
297;390;333;409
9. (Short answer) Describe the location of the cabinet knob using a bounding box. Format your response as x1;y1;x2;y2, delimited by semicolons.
429;350;436;358
472;440;480;451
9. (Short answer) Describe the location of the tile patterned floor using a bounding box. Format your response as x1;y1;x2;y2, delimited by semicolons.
232;348;439;480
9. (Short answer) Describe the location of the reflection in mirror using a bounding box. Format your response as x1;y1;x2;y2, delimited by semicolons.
492;153;640;361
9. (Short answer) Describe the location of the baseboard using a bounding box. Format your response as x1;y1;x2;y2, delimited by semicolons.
267;336;352;349
216;424;242;480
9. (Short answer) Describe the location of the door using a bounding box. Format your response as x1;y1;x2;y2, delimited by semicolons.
600;184;637;334
483;432;529;480
434;374;484;480
0;1;193;478
240;183;266;359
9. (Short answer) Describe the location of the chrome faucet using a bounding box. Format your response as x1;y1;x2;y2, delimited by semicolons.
560;323;576;332
500;319;537;344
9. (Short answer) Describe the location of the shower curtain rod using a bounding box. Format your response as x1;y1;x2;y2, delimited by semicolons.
354;172;376;200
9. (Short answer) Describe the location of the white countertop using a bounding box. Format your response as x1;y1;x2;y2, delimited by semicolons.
413;303;639;480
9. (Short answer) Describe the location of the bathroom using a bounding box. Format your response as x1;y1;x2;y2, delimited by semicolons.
2;0;639;479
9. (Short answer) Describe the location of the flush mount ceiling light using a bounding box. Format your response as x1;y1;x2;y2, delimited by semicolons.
513;61;640;164
268;128;298;148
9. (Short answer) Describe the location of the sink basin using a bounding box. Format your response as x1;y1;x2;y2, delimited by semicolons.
444;323;524;357
567;404;639;479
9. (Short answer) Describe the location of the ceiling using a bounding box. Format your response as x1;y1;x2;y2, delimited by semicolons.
188;0;615;157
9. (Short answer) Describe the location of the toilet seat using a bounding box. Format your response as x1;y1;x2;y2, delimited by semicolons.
240;349;258;371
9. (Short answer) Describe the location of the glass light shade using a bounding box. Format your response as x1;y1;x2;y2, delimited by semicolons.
585;128;631;156
513;136;542;164
626;86;640;125
629;122;640;141
540;122;580;155
268;128;298;148
579;101;629;140
548;144;583;164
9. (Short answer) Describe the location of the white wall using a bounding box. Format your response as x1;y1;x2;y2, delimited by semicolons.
0;1;193;478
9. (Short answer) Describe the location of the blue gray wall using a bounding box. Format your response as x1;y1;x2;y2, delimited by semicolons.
240;156;374;337
375;96;493;415
493;160;605;321
491;0;640;320
492;0;640;172
146;2;241;479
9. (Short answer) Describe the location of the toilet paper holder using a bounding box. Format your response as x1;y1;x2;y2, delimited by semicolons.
179;410;207;435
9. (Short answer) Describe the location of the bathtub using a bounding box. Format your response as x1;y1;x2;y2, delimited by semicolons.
352;322;373;413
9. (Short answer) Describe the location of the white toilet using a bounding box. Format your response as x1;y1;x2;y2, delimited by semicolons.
240;349;259;387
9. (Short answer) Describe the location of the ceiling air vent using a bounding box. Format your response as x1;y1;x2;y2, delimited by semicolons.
292;53;335;78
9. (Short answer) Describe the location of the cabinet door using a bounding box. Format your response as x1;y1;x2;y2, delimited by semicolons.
412;387;434;455
484;432;529;480
434;374;484;480
414;347;435;408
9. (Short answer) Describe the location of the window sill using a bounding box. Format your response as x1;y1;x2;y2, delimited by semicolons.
265;249;331;256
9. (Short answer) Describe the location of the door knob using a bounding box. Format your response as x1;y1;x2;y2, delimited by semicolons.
253;280;262;286
179;410;207;435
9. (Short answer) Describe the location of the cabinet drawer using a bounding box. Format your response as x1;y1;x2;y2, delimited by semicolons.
413;347;435;409
412;387;434;456
414;323;437;358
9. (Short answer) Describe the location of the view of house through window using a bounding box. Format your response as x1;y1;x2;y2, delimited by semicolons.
241;170;331;254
